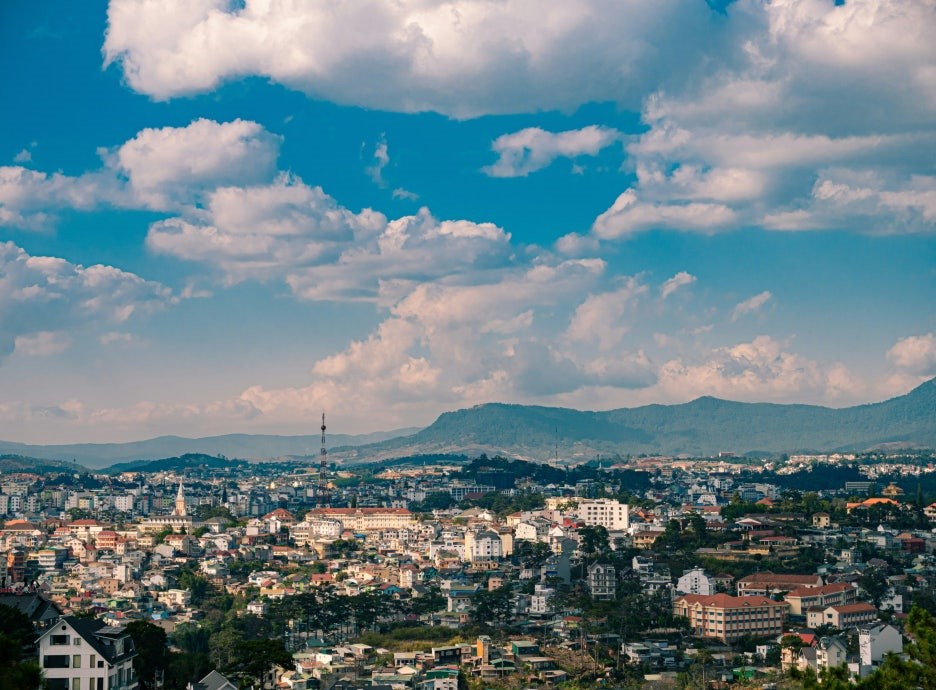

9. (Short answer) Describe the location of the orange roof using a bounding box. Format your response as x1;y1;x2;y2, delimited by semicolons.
675;593;783;609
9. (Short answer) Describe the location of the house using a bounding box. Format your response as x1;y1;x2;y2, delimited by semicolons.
587;562;616;600
858;623;903;671
38;616;138;690
188;670;239;690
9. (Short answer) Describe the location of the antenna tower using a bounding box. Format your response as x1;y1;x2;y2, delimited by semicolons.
318;412;329;508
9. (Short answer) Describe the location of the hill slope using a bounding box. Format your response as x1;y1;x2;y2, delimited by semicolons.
0;428;419;468
340;378;936;461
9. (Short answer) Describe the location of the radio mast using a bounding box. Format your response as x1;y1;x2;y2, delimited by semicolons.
318;412;329;508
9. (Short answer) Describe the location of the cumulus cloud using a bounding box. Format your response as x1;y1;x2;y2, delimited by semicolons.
0;241;173;362
660;271;696;300
593;189;736;238
484;125;621;177
115;118;282;209
730;290;772;321
566;278;647;350
658;335;859;402
103;0;722;118
0;118;282;229
887;333;936;376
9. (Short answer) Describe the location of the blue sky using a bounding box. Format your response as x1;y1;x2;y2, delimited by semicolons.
1;0;935;443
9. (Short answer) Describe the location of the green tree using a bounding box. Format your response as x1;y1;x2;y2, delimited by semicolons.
0;604;41;690
126;620;171;690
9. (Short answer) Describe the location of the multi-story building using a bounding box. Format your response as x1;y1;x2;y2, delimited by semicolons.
587;562;616;600
784;583;856;615
673;594;787;643
575;499;629;531
736;572;822;597
465;530;503;563
676;568;715;595
806;602;878;629
38;616;138;690
307;507;415;532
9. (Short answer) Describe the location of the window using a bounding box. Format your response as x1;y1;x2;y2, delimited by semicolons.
50;634;69;645
72;679;81;690
90;655;96;667
73;654;82;668
44;655;70;668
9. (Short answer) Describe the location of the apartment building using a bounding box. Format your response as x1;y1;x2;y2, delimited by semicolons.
673;594;787;642
575;499;629;531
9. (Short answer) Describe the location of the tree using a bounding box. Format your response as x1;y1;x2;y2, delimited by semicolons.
0;604;41;690
578;525;610;557
225;639;293;689
127;620;171;690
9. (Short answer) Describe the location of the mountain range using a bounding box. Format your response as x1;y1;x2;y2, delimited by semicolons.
1;379;934;468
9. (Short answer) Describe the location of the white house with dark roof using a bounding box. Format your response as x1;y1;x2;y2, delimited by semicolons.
38;616;138;690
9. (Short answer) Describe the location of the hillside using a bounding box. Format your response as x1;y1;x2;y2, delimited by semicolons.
0;428;420;468
339;378;936;462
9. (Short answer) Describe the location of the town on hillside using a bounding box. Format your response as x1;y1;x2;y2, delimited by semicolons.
4;450;936;690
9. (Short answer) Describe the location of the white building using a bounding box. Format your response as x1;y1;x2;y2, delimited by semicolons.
859;623;903;670
676;568;715;595
465;530;503;563
38;616;138;690
575;499;629;531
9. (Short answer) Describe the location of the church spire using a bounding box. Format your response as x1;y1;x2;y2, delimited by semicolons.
173;479;187;517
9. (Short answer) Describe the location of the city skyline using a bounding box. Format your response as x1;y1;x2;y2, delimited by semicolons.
2;0;935;444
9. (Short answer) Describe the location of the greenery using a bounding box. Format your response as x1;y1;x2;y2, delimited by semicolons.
0;604;42;690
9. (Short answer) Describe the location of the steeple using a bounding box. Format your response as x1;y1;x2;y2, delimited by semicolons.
173;479;187;517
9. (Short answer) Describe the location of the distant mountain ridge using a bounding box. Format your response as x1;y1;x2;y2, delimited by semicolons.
337;378;936;462
0;429;420;468
2;380;934;468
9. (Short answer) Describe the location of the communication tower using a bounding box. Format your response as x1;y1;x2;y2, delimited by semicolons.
318;412;329;507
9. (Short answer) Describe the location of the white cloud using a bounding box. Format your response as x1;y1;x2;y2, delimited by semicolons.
392;187;419;201
103;0;722;118
366;136;390;187
99;331;138;346
730;290;772;321
566;278;647;350
14;331;72;357
658;335;858;402
484;125;621;177
0;119;282;229
13;149;32;164
115;118;281;209
887;333;936;376
593;189;736;238
0;241;173;362
660;271;696;300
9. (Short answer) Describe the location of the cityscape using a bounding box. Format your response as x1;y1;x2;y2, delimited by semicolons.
3;2;936;690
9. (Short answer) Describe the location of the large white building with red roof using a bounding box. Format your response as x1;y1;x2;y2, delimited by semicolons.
673;593;787;642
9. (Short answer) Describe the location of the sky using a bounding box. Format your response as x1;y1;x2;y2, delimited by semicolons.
1;0;935;444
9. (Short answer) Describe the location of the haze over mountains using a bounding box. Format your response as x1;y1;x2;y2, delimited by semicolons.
3;379;935;468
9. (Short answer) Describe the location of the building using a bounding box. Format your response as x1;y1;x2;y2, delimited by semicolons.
307;508;415;532
806;602;878;629
858;623;902;670
38;616;138;690
736;572;822;596
673;594;787;643
575;499;629;531
465;530;503;563
587;562;616;601
676;568;715;595
784;583;857;615
140;481;195;534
